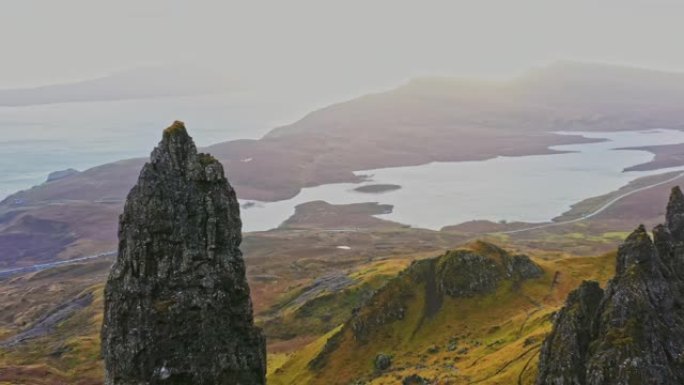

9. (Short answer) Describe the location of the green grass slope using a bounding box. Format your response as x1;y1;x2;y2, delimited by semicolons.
270;241;615;385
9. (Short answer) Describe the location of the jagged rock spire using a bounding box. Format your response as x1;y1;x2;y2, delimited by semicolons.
536;187;684;385
615;224;658;276
101;122;266;385
667;186;684;241
536;281;603;385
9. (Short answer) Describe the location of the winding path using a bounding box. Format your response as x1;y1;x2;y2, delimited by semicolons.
495;171;684;235
0;251;115;278
4;171;684;278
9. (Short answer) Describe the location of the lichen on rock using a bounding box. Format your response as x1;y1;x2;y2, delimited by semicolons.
536;186;684;385
101;121;266;385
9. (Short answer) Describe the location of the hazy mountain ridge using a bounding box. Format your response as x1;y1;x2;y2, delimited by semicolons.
3;62;684;269
0;66;232;106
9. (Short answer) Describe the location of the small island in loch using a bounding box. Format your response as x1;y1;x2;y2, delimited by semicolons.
353;184;402;194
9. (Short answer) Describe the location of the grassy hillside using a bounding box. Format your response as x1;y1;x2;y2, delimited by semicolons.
270;242;615;385
0;262;109;385
0;237;617;385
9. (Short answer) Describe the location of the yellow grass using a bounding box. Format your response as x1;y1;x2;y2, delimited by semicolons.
270;250;616;385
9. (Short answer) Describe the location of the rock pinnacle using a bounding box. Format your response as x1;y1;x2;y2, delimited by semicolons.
101;121;266;385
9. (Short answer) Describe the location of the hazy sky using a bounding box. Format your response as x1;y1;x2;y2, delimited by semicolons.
2;0;684;98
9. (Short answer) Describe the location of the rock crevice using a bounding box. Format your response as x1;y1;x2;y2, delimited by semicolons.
537;186;684;385
101;122;266;385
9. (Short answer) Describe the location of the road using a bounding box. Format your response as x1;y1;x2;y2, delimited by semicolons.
495;171;684;235
0;251;115;278
3;172;684;278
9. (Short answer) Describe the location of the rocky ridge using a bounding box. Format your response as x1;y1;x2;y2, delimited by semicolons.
309;241;543;370
537;186;684;384
101;122;266;385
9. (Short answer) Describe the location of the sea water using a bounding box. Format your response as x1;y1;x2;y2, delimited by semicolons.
240;129;684;231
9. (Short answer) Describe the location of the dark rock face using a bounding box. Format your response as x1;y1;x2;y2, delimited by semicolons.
101;122;266;385
436;251;501;297
537;186;684;385
402;374;429;385
503;253;544;280
666;186;684;240
436;247;542;297
536;281;604;385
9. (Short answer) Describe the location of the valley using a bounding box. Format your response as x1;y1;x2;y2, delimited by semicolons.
3;62;684;384
6;1;684;383
0;173;677;384
0;225;618;385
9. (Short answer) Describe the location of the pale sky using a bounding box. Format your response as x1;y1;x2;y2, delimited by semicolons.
2;0;683;99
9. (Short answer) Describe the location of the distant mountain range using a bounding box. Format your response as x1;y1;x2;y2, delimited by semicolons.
3;62;684;269
6;63;684;385
0;65;232;106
